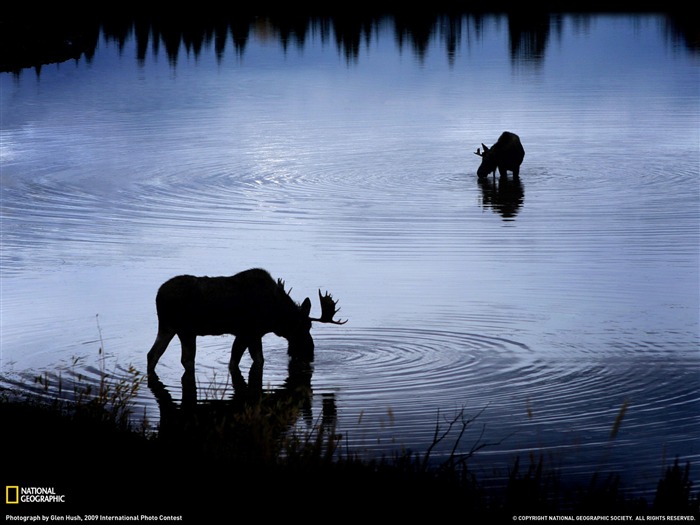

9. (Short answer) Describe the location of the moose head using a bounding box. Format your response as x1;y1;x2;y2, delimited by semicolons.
474;143;498;178
278;280;347;362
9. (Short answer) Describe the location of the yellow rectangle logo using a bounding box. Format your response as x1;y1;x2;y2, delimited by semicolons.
6;486;19;504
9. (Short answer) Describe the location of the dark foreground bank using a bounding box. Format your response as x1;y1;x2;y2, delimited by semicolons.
1;396;698;522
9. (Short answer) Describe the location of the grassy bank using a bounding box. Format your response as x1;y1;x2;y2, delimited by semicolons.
2;367;698;521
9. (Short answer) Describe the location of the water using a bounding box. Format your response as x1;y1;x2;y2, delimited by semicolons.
1;13;698;499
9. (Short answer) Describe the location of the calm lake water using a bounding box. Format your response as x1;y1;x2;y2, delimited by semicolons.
1;13;698;498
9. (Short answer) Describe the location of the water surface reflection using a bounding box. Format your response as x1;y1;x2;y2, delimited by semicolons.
478;176;525;220
148;357;337;461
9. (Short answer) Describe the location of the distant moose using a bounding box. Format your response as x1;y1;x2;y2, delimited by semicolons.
474;131;525;178
146;268;346;376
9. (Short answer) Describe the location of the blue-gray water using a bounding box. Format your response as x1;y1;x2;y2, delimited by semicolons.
1;13;698;499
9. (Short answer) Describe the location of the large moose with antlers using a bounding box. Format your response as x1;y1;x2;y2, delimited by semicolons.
146;268;346;375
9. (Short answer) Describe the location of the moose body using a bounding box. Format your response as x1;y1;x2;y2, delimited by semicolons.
146;268;345;375
474;131;525;178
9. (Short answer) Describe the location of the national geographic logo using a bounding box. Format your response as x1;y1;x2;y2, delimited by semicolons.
6;486;18;504
5;486;66;504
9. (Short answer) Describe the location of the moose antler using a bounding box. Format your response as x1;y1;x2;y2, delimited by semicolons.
474;143;490;157
310;290;347;325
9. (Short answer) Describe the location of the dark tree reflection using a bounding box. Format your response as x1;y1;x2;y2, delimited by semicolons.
508;11;551;67
2;9;695;75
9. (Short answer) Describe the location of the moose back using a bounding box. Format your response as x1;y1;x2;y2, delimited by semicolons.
474;131;525;178
146;268;346;375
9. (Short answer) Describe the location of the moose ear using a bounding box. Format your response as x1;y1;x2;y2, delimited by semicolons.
301;297;312;317
482;143;489;152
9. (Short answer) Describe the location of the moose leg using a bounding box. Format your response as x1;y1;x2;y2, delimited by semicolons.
248;338;265;393
248;360;263;395
230;336;248;369
248;338;264;366
147;327;176;374
229;337;249;394
178;333;197;374
229;336;264;367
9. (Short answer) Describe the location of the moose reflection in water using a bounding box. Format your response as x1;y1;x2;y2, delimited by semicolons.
146;268;347;379
147;356;338;463
474;131;525;179
478;176;525;220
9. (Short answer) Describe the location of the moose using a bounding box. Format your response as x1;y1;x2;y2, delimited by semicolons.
474;131;525;178
146;268;346;376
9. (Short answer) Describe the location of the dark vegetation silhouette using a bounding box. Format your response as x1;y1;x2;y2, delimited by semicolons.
1;8;697;75
2;369;698;519
147;268;346;378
